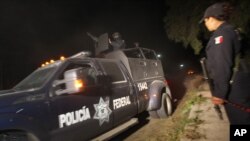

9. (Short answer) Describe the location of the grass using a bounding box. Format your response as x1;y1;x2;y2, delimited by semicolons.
166;89;207;141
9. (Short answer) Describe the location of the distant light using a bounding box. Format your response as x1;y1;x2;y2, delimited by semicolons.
157;54;162;58
180;64;184;68
187;70;194;75
50;60;55;63
41;64;45;67
45;62;49;65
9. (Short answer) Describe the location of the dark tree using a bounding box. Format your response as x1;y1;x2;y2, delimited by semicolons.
164;0;250;54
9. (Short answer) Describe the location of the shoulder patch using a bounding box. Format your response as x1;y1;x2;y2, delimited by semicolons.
214;36;223;45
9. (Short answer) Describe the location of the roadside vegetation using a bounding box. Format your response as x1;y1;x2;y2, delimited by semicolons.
166;74;208;141
166;92;206;140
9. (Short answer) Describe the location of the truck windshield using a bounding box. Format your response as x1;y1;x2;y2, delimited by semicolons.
13;66;58;91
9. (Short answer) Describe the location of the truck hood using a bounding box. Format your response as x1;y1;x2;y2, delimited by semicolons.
0;89;16;95
0;88;38;95
0;88;42;108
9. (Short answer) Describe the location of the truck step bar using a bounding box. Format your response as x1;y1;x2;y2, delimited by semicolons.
91;118;139;141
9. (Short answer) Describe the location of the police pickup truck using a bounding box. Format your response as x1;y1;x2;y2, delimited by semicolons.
0;47;172;141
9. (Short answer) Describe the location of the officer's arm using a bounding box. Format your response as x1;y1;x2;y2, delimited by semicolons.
212;30;234;99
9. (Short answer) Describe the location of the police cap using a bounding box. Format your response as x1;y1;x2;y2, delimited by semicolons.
199;2;225;23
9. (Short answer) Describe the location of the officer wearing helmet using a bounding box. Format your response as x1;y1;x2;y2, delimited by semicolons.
109;32;126;51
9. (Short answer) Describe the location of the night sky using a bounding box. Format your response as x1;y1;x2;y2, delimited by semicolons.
0;0;197;89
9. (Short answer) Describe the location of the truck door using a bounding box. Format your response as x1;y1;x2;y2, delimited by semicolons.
48;61;113;141
99;60;137;126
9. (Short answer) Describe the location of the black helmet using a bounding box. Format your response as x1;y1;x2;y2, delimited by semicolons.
112;32;121;39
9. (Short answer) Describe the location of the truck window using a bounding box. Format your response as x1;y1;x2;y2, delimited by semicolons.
14;66;58;91
141;49;157;60
100;61;126;83
58;63;97;86
123;49;143;59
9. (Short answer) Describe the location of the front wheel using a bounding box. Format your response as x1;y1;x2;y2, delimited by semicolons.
149;93;172;119
157;93;172;118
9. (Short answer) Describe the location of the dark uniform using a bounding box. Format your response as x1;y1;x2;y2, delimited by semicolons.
206;22;250;124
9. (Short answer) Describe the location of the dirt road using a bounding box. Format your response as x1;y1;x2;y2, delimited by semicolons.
110;112;177;141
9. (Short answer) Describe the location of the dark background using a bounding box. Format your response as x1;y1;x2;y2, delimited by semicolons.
0;0;199;89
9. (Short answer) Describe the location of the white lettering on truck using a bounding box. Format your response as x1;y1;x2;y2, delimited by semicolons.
59;106;91;128
113;96;131;110
137;82;148;91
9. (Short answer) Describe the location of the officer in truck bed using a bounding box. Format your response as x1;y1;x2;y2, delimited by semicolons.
109;32;126;51
87;32;125;57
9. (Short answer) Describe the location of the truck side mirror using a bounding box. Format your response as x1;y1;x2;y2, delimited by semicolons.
53;68;85;95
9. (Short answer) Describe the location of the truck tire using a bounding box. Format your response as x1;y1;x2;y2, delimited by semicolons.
157;93;172;118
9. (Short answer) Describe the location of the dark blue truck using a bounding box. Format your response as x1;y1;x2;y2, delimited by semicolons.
0;47;173;141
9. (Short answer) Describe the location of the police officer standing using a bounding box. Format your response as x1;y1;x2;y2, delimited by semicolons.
200;2;250;124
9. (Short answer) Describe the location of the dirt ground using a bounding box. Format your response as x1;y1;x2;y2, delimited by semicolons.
123;117;178;141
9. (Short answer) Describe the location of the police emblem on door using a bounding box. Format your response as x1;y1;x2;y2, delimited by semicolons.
93;97;112;126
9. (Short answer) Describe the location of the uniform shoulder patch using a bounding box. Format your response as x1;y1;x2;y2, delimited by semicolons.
214;36;223;45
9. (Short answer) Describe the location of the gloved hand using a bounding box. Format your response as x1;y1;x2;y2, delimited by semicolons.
212;96;224;105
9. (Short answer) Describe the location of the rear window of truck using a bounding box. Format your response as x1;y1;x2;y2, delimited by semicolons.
100;61;126;83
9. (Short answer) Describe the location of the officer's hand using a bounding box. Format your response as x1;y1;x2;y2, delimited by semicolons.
211;96;224;105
